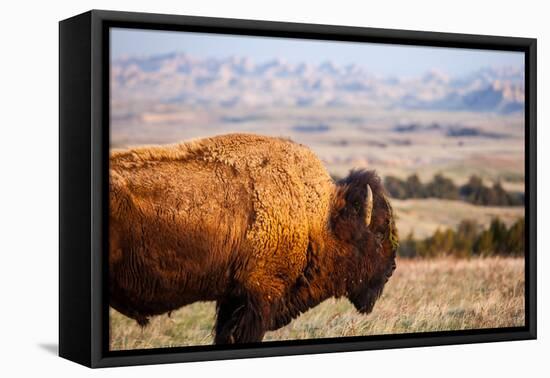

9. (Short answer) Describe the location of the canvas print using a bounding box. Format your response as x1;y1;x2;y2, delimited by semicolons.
108;27;525;351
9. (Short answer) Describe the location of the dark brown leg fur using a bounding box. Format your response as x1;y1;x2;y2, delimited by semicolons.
214;295;267;344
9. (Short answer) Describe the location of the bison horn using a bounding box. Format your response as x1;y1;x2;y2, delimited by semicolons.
365;184;373;227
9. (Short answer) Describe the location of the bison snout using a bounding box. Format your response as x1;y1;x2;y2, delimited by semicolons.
385;261;396;279
382;264;396;284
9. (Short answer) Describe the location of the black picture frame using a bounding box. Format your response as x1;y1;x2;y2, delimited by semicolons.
59;9;537;368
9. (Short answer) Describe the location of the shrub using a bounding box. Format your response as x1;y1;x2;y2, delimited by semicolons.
385;173;524;207
398;217;525;258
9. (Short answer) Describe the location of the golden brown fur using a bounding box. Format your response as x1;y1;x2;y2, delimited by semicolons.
109;133;397;343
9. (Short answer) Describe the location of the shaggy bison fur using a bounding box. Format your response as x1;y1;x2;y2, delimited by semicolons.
109;133;398;344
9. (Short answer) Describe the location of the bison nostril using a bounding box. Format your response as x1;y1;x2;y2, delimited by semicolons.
386;264;396;278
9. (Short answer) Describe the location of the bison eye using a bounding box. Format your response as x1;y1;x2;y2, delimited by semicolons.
353;201;362;212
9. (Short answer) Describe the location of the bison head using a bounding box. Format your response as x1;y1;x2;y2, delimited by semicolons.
331;170;398;315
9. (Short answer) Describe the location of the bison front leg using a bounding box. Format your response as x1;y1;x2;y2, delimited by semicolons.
214;298;242;344
214;295;269;344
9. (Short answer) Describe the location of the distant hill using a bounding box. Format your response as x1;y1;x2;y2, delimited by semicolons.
111;53;524;114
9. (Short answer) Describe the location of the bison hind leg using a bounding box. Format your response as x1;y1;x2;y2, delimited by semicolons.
214;295;267;344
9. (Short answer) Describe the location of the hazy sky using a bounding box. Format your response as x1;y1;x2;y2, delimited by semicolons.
111;27;524;78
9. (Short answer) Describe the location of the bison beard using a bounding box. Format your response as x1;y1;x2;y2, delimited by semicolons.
109;134;398;344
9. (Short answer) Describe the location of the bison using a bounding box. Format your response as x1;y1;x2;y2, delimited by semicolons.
109;133;398;344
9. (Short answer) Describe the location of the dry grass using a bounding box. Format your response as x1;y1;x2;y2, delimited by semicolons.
109;257;525;350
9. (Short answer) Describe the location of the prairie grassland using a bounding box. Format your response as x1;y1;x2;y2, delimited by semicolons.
110;257;525;351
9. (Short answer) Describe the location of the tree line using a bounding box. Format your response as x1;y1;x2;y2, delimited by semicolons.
398;217;525;259
384;174;524;206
